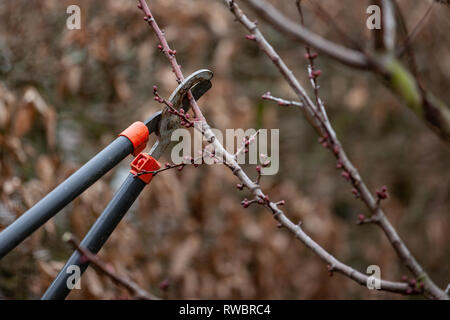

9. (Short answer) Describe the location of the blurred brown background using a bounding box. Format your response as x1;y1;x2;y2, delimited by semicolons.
0;0;449;299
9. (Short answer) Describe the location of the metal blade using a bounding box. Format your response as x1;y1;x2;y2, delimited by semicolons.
143;69;213;134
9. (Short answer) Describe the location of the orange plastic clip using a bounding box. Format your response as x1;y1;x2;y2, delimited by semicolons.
129;153;161;184
119;121;149;156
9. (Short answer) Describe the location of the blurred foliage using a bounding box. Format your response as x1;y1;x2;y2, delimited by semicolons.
0;0;449;299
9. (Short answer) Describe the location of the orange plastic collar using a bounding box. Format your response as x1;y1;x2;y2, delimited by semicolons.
130;153;161;184
119;121;149;156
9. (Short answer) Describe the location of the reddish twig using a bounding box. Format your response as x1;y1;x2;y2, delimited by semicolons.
137;0;203;120
152;85;194;128
63;233;160;300
135;155;202;177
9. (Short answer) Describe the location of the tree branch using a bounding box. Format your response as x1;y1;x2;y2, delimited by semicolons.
242;0;450;143
136;0;423;297
271;209;414;294
241;0;370;69
223;0;449;300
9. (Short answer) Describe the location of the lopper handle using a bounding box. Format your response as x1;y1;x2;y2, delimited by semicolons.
0;120;150;259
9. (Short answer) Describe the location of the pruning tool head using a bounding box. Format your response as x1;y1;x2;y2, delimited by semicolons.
143;69;213;135
143;69;213;160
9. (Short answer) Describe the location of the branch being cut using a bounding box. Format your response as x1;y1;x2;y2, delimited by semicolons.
137;0;430;298
137;0;203;121
223;0;448;300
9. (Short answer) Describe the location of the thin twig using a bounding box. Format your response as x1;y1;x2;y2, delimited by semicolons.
63;233;160;300
136;162;187;177
261;92;303;108
297;2;323;116
138;0;203;120
397;2;434;57
393;0;420;79
135;153;207;177
153;86;194;128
